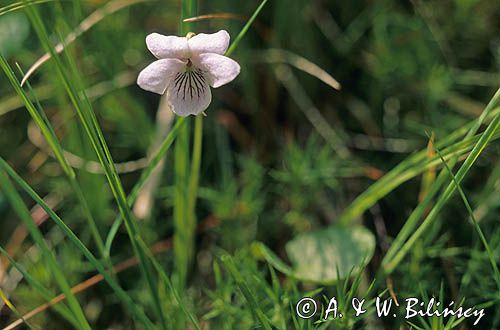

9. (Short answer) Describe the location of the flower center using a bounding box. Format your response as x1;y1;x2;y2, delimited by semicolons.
172;66;207;101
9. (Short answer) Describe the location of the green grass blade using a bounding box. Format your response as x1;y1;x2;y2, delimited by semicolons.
104;117;186;255
0;158;155;329
220;254;273;330
0;0;54;17
10;62;108;264
226;0;269;56
0;168;91;330
0;246;79;328
0;54;73;178
21;3;167;327
339;103;500;225
0;287;37;330
383;95;499;274
434;146;500;291
382;89;500;264
136;239;202;330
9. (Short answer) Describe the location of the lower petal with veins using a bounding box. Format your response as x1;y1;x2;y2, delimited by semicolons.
166;68;212;116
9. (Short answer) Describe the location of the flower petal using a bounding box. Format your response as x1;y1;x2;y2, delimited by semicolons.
166;68;212;116
146;33;188;59
137;58;185;94
188;30;230;56
196;53;240;88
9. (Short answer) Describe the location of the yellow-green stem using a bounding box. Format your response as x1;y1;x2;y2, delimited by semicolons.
173;0;197;293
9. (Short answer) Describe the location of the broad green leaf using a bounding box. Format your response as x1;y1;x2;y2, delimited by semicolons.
286;225;375;283
256;225;376;283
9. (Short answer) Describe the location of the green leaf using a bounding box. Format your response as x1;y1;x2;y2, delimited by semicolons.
286;225;375;283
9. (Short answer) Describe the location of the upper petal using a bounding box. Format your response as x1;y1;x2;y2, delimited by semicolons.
146;33;189;59
137;58;186;94
188;30;230;56
196;53;240;88
166;68;212;116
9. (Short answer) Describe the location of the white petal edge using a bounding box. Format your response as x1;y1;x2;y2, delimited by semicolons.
137;58;185;95
146;33;188;59
188;30;230;56
196;53;240;88
166;71;212;116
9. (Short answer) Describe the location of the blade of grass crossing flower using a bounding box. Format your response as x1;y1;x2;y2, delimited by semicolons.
0;158;155;330
22;4;167;328
0;169;91;330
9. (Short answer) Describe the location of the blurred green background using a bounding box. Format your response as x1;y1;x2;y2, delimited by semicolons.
0;0;499;329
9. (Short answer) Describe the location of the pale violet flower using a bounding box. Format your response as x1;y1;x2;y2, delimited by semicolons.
137;30;240;116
